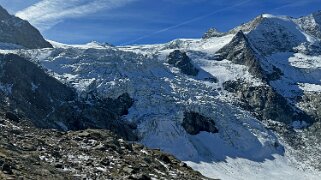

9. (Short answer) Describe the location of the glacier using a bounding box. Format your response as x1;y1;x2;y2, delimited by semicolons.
1;11;321;180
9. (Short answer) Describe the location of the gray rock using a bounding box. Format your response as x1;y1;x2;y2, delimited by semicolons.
217;31;283;82
123;167;135;174
223;80;312;125
299;92;321;121
217;31;266;80
2;163;13;175
202;28;224;39
296;10;321;39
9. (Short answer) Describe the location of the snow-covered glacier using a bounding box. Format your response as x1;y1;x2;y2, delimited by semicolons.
1;11;321;180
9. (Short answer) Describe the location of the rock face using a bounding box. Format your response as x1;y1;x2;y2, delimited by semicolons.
223;80;312;125
0;5;52;49
217;31;267;80
0;54;136;140
299;92;321;121
182;112;218;135
217;31;283;82
0;118;210;180
167;50;199;76
0;53;75;124
296;10;321;39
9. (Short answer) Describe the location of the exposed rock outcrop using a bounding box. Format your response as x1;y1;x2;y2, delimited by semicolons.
202;28;224;39
0;5;52;49
217;31;266;80
167;50;199;76
223;80;312;125
182;112;218;135
217;31;283;82
298;92;321;121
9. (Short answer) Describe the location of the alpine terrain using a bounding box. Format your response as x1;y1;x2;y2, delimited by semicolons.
0;4;321;180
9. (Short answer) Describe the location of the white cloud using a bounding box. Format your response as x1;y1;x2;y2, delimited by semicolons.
16;0;137;31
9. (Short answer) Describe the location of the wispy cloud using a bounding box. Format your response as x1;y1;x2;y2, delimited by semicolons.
16;0;137;31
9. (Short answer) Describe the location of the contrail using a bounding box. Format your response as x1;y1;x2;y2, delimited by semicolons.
120;0;252;45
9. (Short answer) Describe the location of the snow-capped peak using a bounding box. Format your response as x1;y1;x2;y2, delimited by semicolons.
295;10;321;40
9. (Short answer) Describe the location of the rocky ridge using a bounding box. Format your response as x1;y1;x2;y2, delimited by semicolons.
0;6;52;49
0;116;210;180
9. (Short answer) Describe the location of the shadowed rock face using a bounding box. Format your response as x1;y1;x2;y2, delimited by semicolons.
0;53;75;123
0;6;52;49
217;31;283;82
167;50;199;76
0;54;136;140
182;112;218;135
217;31;266;80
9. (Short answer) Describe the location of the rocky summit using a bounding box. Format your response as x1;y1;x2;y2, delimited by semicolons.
0;4;321;180
0;6;52;49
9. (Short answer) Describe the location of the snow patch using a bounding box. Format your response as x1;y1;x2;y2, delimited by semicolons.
299;83;321;92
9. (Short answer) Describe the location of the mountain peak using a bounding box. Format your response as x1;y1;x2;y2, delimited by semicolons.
0;5;11;20
0;5;52;49
261;14;274;18
296;10;321;39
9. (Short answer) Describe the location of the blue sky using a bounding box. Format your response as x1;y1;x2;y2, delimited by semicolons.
0;0;320;45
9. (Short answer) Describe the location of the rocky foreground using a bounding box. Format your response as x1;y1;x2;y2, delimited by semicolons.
0;115;211;180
